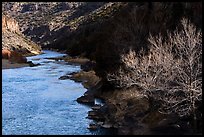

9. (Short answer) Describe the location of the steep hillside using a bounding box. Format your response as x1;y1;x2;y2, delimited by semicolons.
2;2;202;135
56;2;202;134
2;2;122;47
2;2;202;74
40;2;201;83
2;14;42;56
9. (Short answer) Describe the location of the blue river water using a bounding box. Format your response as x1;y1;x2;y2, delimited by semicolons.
2;50;112;135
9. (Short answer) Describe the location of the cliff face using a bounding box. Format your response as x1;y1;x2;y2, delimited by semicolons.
2;2;202;135
3;4;201;88
2;14;42;55
4;2;201;79
2;15;20;34
2;2;124;47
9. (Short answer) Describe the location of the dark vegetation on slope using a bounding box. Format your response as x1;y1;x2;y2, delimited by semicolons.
2;2;120;47
48;2;202;87
2;2;202;135
53;2;202;134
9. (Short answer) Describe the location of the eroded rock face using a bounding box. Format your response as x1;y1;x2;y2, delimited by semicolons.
2;14;42;56
2;15;20;34
2;2;122;48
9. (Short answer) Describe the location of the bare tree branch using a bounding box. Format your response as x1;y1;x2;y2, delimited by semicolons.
107;18;202;118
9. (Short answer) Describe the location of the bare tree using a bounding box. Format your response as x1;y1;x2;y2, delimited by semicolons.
158;19;202;132
107;33;177;92
107;18;202;128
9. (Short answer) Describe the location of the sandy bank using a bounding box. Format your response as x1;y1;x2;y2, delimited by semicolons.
2;59;29;69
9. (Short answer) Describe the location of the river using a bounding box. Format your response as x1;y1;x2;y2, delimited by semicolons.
2;50;113;135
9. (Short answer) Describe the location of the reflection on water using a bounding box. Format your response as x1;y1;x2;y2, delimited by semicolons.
2;50;115;135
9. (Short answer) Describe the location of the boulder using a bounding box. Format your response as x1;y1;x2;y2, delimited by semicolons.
59;75;71;80
88;110;98;116
27;61;41;67
87;123;98;130
87;110;105;121
2;49;27;63
2;49;11;59
10;50;27;63
76;95;94;104
91;104;102;110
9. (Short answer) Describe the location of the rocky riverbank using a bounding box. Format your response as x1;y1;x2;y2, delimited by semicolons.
3;2;202;135
2;59;40;70
58;55;201;135
2;13;42;70
2;49;41;70
58;56;113;130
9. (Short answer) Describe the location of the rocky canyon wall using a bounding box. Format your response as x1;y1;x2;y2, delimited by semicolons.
2;15;20;34
2;14;42;56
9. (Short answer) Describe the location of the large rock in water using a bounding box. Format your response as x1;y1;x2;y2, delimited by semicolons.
76;95;94;105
